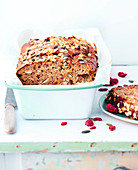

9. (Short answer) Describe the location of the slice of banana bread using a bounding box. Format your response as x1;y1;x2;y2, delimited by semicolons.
16;36;98;85
105;85;138;119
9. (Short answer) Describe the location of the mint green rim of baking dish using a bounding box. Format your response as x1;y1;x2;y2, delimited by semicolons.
5;81;103;91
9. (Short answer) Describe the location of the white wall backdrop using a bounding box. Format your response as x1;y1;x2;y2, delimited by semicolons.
0;0;138;65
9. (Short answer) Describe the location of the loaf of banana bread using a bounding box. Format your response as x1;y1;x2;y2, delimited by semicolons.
16;36;99;85
105;85;138;119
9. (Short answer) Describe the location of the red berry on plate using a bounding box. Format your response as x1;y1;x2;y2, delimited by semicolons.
106;104;117;113
85;119;94;127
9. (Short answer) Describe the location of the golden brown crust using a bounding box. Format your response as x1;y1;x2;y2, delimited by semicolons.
16;36;99;85
105;85;138;119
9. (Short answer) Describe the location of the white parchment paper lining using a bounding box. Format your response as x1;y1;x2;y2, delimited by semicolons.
5;28;112;88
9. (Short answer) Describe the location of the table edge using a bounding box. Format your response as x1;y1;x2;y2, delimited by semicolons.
0;142;138;153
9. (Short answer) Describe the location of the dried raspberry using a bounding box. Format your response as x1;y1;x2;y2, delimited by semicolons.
118;72;127;78
106;104;117;113
85;119;94;127
110;77;119;86
104;77;119;86
94;117;102;121
90;126;96;130
109;125;116;131
61;122;67;126
98;88;108;92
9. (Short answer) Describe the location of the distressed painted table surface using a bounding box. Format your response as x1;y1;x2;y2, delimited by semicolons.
0;66;138;153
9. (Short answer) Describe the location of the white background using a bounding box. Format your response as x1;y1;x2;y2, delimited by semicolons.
0;0;138;65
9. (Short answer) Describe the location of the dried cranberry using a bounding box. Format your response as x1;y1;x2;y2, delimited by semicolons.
109;125;116;131
90;126;96;130
98;88;108;92
104;77;119;86
61;122;67;126
85;119;94;127
123;84;128;87
118;72;127;78
94;117;102;121
106;104;117;113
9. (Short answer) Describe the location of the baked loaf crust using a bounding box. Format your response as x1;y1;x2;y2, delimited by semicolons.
105;85;138;119
16;36;98;85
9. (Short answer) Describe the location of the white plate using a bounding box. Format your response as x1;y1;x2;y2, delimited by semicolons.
99;93;138;125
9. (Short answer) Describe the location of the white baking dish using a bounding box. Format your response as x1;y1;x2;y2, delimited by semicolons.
5;28;111;119
5;83;102;119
